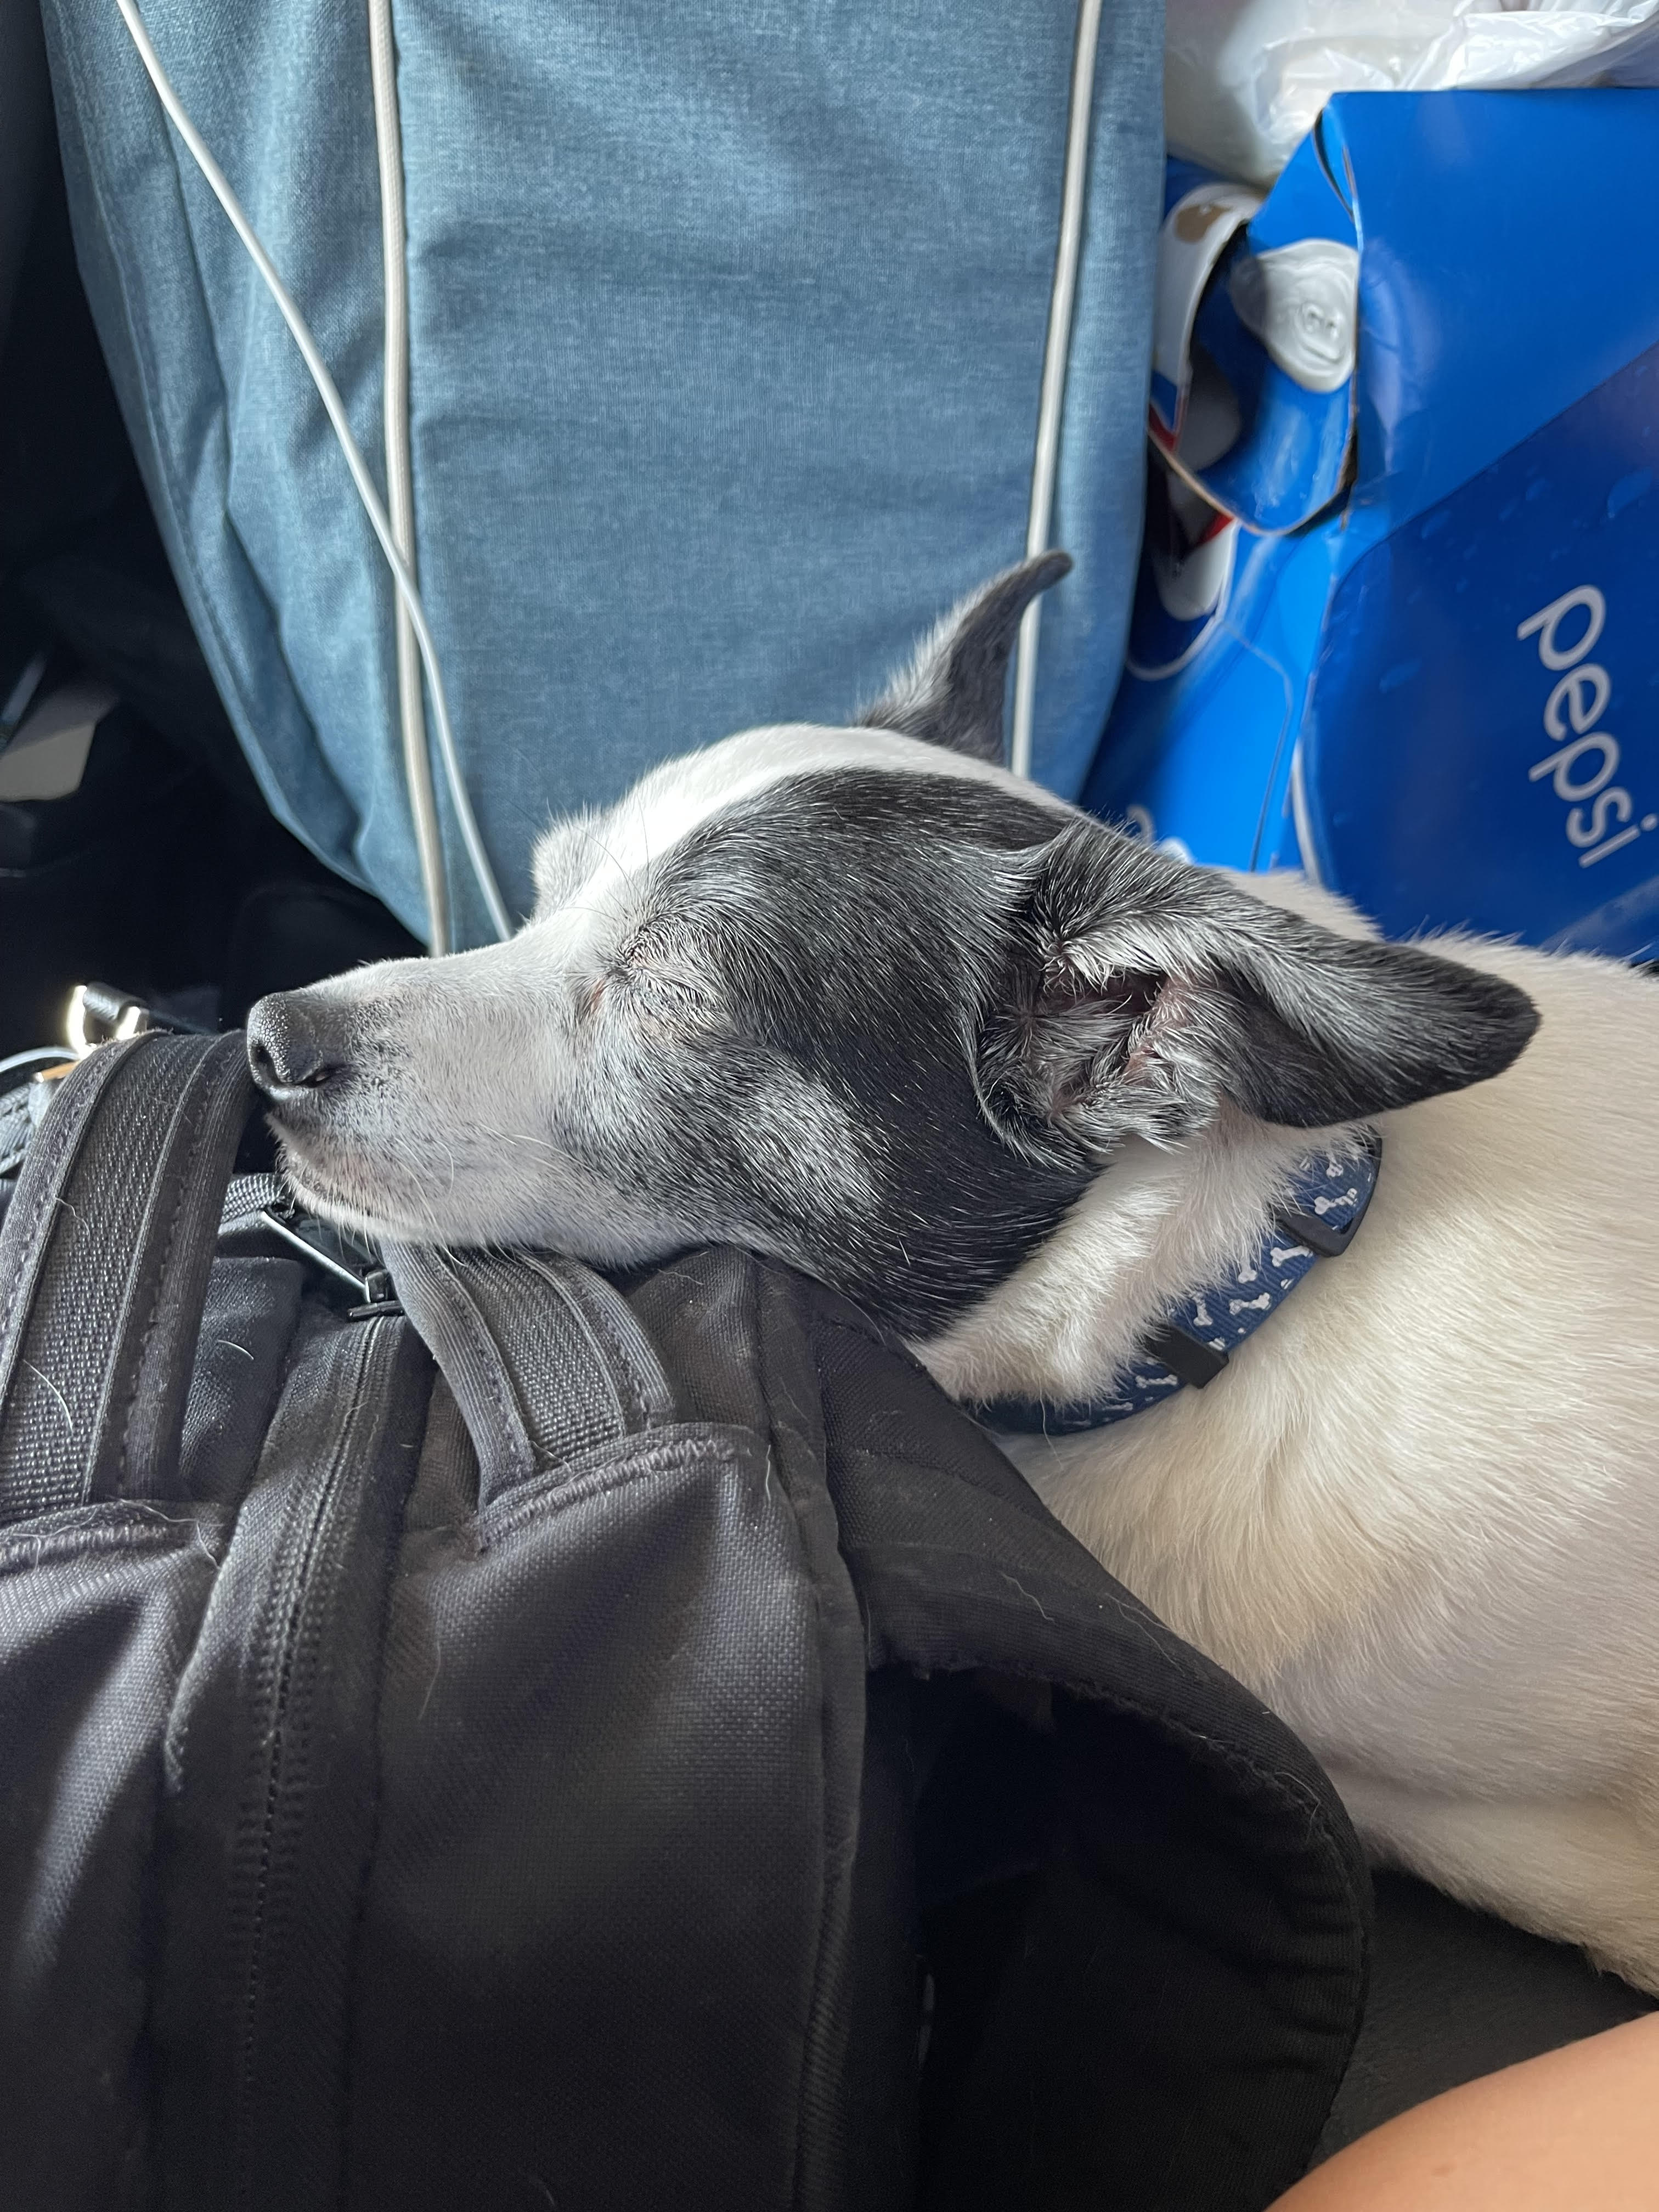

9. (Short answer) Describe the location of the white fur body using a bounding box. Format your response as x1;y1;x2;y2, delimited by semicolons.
928;886;1659;1988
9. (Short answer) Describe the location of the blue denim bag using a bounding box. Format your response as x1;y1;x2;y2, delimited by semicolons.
39;0;1161;945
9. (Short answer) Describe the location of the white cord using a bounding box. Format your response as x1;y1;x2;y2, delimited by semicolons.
0;1045;77;1079
368;0;449;956
1009;0;1102;781
114;0;514;943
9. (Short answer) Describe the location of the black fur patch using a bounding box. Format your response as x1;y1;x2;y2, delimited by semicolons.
582;770;1092;1338
569;780;1537;1338
978;821;1539;1166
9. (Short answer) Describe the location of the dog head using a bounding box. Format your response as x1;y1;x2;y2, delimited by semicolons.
247;554;1537;1339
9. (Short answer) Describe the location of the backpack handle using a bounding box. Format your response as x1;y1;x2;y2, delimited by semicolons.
0;1031;254;1527
383;1242;676;1504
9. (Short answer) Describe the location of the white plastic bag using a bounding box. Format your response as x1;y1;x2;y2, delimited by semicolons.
1166;0;1659;184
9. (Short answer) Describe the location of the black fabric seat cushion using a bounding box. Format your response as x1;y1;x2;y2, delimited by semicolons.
1316;1872;1656;2159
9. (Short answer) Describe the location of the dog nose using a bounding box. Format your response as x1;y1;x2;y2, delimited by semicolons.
246;993;349;1096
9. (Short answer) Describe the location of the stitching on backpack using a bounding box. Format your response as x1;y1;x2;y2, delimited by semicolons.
748;1258;849;2212
560;1268;645;1429
841;1540;1364;1883
0;1499;219;1576
515;1254;634;1435
445;1255;535;1485
0;1166;63;1355
0;1045;128;1350
0;1044;139;1482
115;1042;225;1495
475;1425;741;1544
575;1285;649;1429
228;1314;393;2185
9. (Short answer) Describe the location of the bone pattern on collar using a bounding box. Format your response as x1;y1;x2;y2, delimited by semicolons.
976;1133;1381;1436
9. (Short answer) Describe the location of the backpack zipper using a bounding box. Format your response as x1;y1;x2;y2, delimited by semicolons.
227;1311;410;2205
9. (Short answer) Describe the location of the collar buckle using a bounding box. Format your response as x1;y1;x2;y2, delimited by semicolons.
1272;1128;1382;1257
1143;1322;1229;1390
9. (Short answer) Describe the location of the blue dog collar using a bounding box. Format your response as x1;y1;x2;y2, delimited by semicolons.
978;1131;1381;1436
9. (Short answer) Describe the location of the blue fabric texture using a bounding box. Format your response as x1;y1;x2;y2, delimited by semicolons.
38;0;1163;946
982;1136;1381;1435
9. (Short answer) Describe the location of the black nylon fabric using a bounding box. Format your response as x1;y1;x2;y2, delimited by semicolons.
346;1423;852;2211
0;1035;1371;2212
358;1234;873;2212
385;1240;677;1500
0;1502;226;2210
646;1259;1370;2212
155;1308;432;2211
0;1035;139;1518
808;1291;1369;2210
627;1248;895;2209
0;1031;252;1522
176;1253;306;1505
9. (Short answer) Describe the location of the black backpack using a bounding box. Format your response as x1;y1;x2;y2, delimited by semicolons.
0;1030;1369;2211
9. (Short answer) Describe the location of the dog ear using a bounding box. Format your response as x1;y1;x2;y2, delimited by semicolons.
976;820;1539;1166
860;551;1073;763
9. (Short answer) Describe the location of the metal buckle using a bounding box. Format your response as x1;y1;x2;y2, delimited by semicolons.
65;981;193;1055
241;1192;403;1319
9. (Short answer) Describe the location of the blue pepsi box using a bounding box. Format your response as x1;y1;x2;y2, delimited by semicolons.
1084;92;1659;961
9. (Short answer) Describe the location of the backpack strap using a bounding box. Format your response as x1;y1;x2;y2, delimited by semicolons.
382;1243;676;1503
0;1031;254;1526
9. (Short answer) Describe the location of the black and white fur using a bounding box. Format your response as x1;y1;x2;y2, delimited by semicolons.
249;556;1659;1993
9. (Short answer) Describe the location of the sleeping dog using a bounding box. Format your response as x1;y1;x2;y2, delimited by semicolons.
247;556;1659;1993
